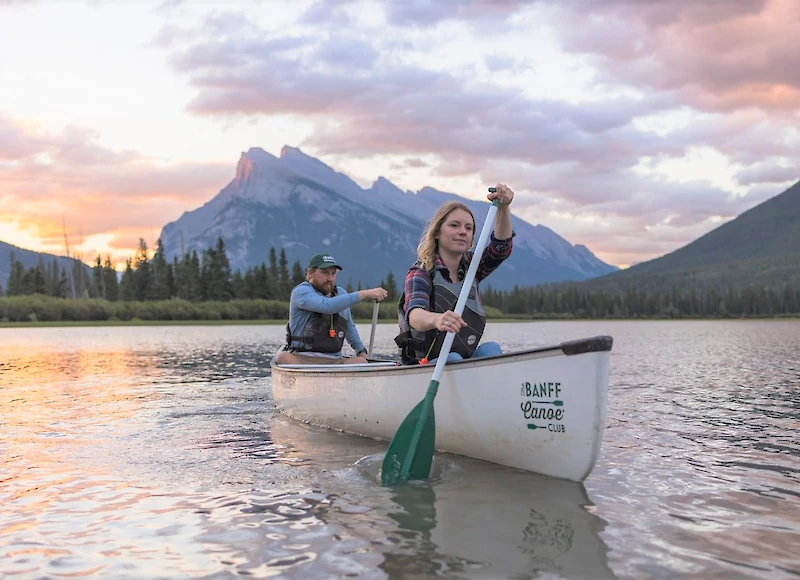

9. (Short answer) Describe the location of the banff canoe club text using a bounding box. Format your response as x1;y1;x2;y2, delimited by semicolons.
520;381;565;433
521;381;561;398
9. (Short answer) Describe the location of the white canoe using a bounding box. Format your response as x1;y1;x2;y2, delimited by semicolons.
270;335;612;482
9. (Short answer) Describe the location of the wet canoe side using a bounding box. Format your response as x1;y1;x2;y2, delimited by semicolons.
270;335;612;482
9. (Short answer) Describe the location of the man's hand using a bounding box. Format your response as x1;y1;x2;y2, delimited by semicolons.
359;287;388;302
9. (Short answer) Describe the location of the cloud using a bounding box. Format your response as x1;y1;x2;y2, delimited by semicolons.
298;0;356;27
736;160;798;185
152;2;799;267
383;0;529;27
176;27;679;172
6;0;796;270
0;115;231;263
392;158;430;169
552;0;800;112
0;115;46;161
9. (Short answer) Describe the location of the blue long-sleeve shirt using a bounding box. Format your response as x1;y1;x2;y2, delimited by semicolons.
287;282;365;356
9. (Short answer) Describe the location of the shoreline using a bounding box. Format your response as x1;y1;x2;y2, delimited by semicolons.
1;316;797;328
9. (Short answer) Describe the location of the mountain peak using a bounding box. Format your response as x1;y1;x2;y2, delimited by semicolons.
370;176;408;197
244;147;276;163
158;146;617;289
279;145;306;159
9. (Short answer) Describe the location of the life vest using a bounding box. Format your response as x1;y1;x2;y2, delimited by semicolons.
394;263;486;364
285;289;349;353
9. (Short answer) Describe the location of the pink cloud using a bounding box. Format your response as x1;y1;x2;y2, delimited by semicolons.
0;116;231;263
554;0;800;112
155;4;799;267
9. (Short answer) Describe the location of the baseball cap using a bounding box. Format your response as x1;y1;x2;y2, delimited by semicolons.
307;253;342;270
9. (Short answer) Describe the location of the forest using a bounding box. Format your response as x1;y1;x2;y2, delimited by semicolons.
1;237;798;322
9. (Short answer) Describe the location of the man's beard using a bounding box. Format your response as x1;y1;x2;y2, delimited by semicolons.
312;281;334;295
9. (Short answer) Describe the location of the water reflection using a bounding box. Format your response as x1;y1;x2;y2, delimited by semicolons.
382;467;613;579
271;417;614;579
3;321;800;578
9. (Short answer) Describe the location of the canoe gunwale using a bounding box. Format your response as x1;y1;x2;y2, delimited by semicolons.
270;334;613;376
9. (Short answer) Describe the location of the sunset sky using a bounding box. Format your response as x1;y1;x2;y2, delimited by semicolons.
1;0;798;269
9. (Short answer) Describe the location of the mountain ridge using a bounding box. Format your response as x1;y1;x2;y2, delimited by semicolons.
567;180;800;292
158;146;618;290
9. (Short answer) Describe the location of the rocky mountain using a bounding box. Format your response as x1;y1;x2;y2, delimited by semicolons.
158;146;617;290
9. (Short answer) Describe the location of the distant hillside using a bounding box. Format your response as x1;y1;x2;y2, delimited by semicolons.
0;240;87;291
571;180;800;292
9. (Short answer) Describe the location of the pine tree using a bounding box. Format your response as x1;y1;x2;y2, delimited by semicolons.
92;256;105;299
278;248;290;298
103;257;119;302
215;237;233;300
290;261;304;289
7;253;25;296
255;263;270;299
119;259;136;301
384;271;398;301
50;261;68;298
71;258;88;298
200;237;234;301
267;247;280;299
231;270;245;299
149;238;172;300
132;239;151;301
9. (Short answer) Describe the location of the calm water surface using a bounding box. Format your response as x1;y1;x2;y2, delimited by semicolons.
1;321;798;579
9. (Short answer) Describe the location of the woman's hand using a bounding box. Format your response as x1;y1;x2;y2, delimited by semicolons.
488;183;514;206
436;310;466;333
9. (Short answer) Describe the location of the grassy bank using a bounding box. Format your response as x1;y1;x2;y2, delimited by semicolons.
1;294;794;328
0;294;409;326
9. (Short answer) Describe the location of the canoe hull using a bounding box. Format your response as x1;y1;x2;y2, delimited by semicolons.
270;336;612;482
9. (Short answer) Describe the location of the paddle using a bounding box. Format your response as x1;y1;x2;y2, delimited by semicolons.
367;300;379;358
381;196;501;485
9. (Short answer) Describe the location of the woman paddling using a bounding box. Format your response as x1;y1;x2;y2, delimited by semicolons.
395;184;515;365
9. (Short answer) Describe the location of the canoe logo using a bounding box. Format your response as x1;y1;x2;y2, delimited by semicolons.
467;334;477;345
519;381;565;434
338;331;344;338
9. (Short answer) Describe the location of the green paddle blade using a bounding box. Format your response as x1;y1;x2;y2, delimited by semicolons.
381;399;436;486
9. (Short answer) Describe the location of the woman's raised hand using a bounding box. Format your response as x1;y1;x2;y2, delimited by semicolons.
488;183;514;206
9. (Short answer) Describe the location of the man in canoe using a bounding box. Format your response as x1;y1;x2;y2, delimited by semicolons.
395;183;515;365
274;253;388;365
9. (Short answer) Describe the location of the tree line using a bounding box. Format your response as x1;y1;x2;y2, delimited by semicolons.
2;237;798;321
481;282;800;318
2;237;400;303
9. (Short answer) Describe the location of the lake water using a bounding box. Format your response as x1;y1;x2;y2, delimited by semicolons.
1;320;798;579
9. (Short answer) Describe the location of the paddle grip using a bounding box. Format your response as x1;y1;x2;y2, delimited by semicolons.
488;187;496;192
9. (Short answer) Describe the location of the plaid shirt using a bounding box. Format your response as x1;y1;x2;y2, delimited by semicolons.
403;232;513;318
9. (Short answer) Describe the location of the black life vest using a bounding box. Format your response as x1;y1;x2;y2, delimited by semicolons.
285;289;349;353
394;261;486;364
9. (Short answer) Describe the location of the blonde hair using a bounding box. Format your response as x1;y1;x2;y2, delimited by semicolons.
416;202;475;270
